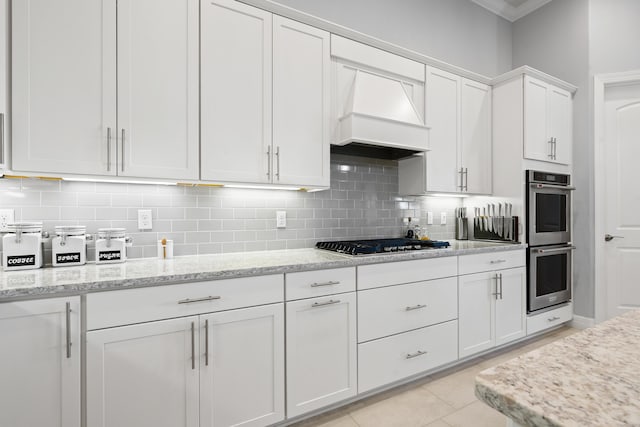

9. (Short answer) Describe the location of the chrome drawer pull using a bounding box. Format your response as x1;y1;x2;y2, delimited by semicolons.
65;302;72;359
490;259;507;264
405;304;427;311
190;322;195;370
312;299;340;308
205;319;209;367
178;296;221;304
548;316;561;322
310;281;340;288
406;350;428;359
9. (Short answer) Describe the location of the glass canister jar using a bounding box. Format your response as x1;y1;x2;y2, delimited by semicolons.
2;222;47;271
95;228;132;264
52;225;90;267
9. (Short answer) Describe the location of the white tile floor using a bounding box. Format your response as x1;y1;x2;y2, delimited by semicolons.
294;326;578;427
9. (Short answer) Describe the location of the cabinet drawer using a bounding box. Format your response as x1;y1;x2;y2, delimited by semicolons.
358;257;457;290
87;274;284;330
458;249;525;275
358;320;458;393
526;303;573;335
358;277;457;342
285;267;356;301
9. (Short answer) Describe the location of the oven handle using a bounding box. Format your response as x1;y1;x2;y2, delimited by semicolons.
530;183;576;191
532;246;576;254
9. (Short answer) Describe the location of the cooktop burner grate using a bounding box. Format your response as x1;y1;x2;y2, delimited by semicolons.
315;238;450;255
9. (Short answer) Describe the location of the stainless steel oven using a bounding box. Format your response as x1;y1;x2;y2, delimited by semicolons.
528;244;574;312
526;170;573;246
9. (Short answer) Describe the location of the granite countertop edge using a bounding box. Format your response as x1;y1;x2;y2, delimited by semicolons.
0;241;526;301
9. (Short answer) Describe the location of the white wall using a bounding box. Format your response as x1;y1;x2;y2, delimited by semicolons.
271;0;513;77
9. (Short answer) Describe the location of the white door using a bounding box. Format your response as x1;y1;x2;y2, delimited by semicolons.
523;76;551;162
273;16;330;187
200;0;272;184
86;317;199;427
425;66;460;193
494;267;526;346
0;0;8;169
603;83;640;318
458;272;495;358
12;0;117;175
286;292;357;417
460;78;491;194
0;297;80;427
200;304;285;427
548;86;572;165
117;0;199;180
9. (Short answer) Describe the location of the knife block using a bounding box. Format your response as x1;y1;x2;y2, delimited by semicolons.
473;216;519;242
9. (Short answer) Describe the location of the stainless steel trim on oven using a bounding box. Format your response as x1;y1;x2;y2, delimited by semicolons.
528;244;574;312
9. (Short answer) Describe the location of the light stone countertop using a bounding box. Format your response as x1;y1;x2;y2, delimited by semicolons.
475;309;640;427
0;240;525;301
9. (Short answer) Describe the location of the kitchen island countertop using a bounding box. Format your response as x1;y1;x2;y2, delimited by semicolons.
475;309;640;427
0;240;525;301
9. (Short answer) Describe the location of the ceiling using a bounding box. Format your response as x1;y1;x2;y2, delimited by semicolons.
470;0;553;22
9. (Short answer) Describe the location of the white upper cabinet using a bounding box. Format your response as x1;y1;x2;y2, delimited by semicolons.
0;0;9;169
12;0;199;180
12;0;117;175
399;67;491;195
273;16;330;187
524;76;572;165
201;0;272;184
117;0;199;180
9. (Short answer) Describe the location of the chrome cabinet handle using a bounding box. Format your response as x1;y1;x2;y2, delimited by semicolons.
458;168;464;191
533;246;576;254
106;127;112;172
405;304;427;311
204;319;209;367
121;129;126;172
312;299;340;308
490;259;507;264
492;274;500;299
266;146;271;178
191;321;195;370
548;138;554;158
499;273;503;300
275;146;280;181
406;350;428;359
548;316;561;322
310;281;340;288
464;167;468;191
604;234;624;242
178;296;221;304
65;302;72;359
553;137;558;160
0;113;4;165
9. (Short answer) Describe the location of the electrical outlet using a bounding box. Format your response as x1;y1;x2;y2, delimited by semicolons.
0;209;15;231
137;210;153;230
276;211;287;228
427;212;433;225
440;212;447;225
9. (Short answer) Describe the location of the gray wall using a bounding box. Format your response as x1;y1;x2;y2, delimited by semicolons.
272;0;513;77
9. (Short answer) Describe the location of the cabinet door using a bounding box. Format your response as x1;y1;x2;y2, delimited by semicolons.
87;317;199;427
425;66;460;193
461;78;492;194
0;297;80;427
286;293;357;417
548;86;572;165
458;272;495;358
273;16;330;187
495;267;526;346
200;304;285;427
117;0;199;180
201;0;272;184
12;0;117;175
0;0;8;169
523;76;552;162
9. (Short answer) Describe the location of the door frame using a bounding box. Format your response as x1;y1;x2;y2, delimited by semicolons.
593;70;640;323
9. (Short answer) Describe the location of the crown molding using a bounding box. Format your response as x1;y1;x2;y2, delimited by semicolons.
470;0;554;22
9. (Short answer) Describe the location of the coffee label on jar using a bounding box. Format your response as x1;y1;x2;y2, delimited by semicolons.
56;253;81;264
99;250;122;262
6;255;36;267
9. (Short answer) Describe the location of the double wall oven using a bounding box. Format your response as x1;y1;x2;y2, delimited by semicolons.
526;170;575;312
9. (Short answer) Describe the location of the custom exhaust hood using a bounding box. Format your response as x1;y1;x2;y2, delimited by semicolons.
332;69;430;160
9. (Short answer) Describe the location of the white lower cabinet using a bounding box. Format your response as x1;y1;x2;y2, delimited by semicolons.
458;267;526;358
0;297;80;427
358;320;458;393
286;292;357;418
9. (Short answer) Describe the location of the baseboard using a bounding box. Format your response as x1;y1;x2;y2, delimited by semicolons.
570;315;595;329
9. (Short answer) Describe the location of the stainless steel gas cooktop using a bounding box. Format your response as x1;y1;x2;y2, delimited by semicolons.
315;238;450;256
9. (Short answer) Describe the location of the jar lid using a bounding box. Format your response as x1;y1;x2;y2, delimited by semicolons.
55;225;86;236
97;227;127;239
7;222;43;233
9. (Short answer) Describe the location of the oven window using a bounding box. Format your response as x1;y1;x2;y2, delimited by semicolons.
536;253;568;296
535;193;567;233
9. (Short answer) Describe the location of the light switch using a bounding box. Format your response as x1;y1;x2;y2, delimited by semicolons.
427;212;433;225
276;211;287;228
440;212;447;225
